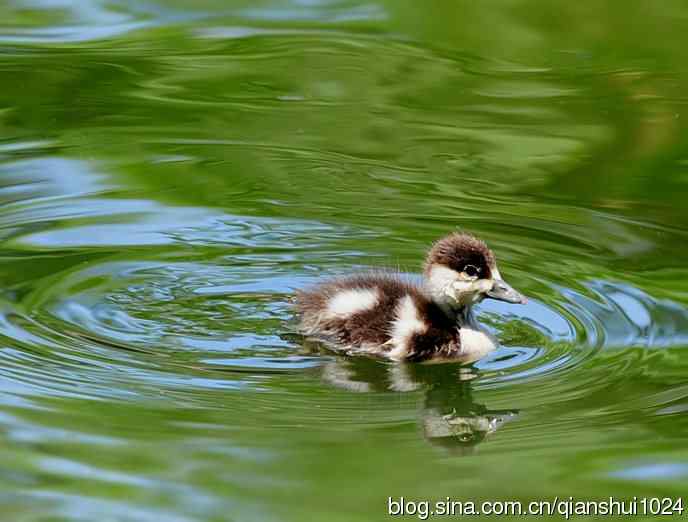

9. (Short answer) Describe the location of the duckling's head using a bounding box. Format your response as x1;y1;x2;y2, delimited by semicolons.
423;232;526;314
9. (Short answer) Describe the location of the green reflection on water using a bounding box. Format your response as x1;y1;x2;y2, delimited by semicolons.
0;1;687;521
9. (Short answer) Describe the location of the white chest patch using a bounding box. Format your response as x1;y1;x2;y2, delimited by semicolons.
325;288;379;318
459;327;497;361
388;295;427;360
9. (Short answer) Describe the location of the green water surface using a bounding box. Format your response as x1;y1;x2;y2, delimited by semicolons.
0;1;687;521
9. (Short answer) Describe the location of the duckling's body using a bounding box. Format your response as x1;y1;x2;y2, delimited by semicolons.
296;233;525;362
297;273;495;362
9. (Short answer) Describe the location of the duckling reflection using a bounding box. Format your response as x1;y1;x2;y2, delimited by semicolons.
417;365;517;453
306;340;518;453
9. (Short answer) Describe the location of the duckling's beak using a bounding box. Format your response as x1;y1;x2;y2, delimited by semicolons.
487;279;527;304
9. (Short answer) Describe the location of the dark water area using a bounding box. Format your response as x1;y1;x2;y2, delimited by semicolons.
0;1;687;520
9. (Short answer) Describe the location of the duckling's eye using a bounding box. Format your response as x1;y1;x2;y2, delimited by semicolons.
463;264;480;278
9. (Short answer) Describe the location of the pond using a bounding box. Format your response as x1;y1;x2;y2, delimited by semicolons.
0;1;687;520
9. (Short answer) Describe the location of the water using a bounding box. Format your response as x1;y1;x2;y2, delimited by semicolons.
1;1;687;520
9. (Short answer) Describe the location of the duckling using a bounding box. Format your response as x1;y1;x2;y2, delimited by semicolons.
295;232;526;363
